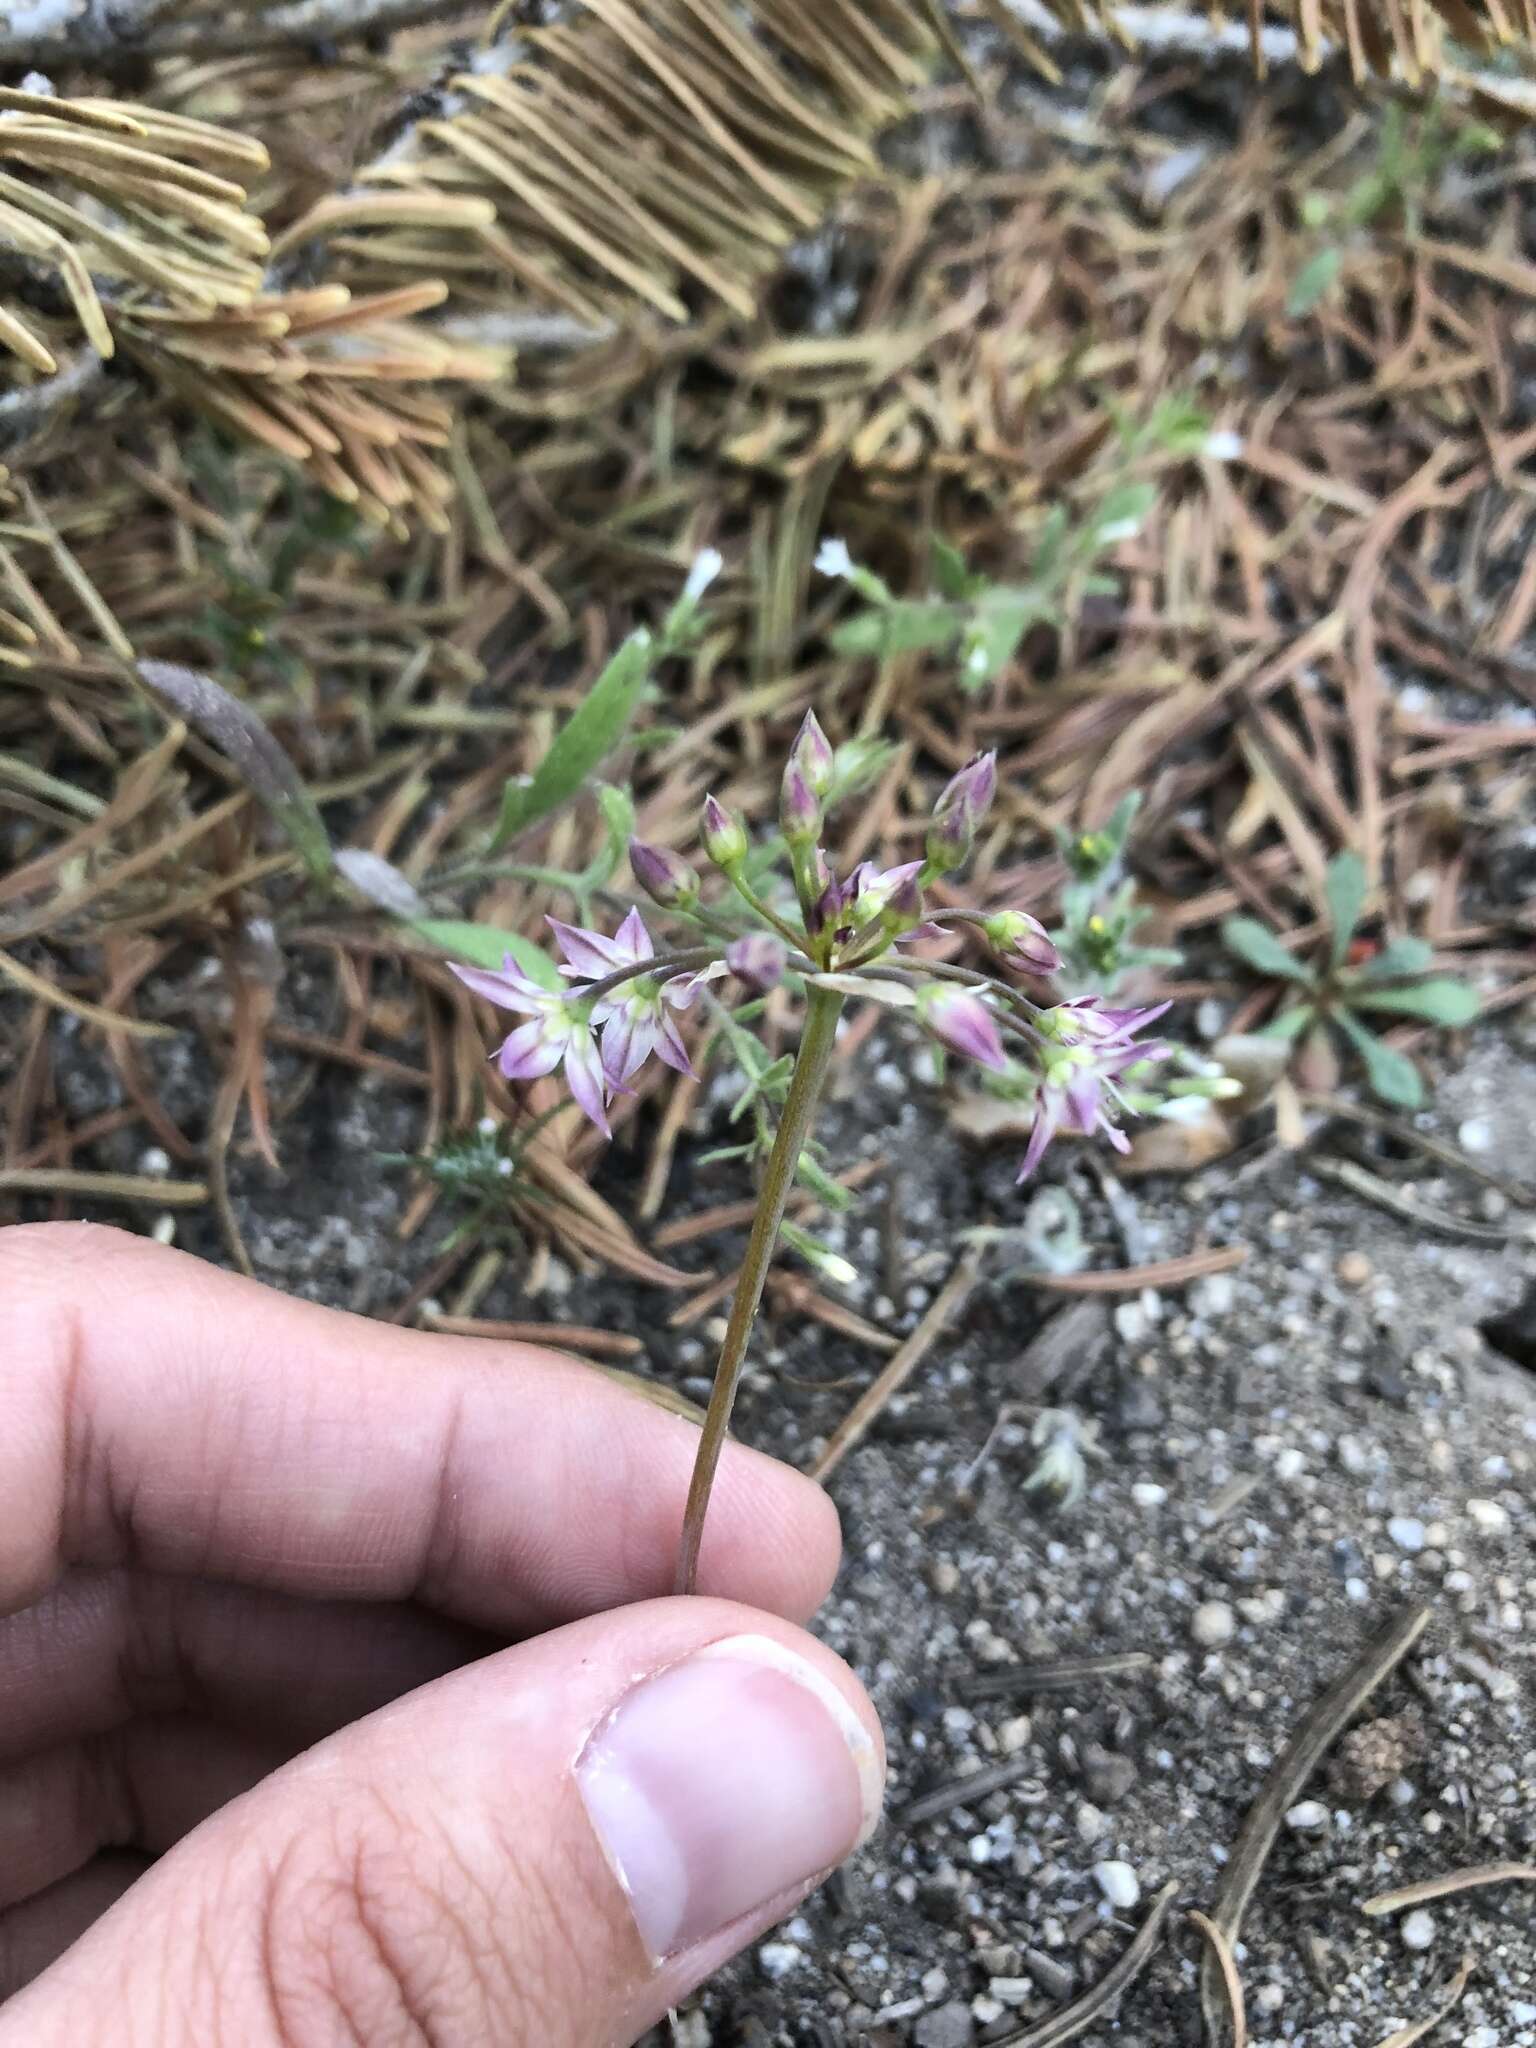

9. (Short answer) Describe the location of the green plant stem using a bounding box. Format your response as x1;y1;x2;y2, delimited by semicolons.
674;983;845;1594
724;871;808;953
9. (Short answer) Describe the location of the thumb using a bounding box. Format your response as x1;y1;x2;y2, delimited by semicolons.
0;1599;884;2048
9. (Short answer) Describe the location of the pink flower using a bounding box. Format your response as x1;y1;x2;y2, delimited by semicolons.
1018;998;1171;1178
920;985;1008;1070
550;908;722;1089
449;954;612;1135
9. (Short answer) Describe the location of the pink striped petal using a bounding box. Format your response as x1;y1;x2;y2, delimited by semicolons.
450;961;549;1015
612;907;654;963
655;1012;696;1077
563;1032;611;1136
547;919;627;979
496;1020;565;1081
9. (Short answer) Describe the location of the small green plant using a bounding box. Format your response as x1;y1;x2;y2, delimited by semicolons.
1287;101;1501;317
1221;850;1479;1107
1051;793;1181;997
818;396;1219;692
379;1111;560;1254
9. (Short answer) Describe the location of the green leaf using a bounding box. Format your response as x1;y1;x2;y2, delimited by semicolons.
1324;850;1368;967
1351;934;1434;981
1104;790;1142;853
1287;245;1342;318
1351;979;1479;1027
137;659;332;881
1259;1003;1315;1041
1334;1010;1423;1108
1221;916;1315;982
929;535;974;601
1091;481;1157;543
410;918;563;991
491;631;655;847
795;1150;853;1211
831;601;958;657
579;782;635;889
966;590;1038;682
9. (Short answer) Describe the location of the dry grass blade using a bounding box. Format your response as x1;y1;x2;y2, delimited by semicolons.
811;1244;983;1481
1371;1956;1475;2048
1363;1862;1536;1915
0;1166;206;1203
993;1881;1179;2047
0;92;267;374
283;1;937;329
123;288;505;530
0;946;173;1038
1198;1606;1432;2045
1188;1911;1247;2048
1029;1245;1248;1293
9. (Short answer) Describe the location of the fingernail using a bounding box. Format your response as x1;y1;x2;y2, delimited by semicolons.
576;1632;883;1960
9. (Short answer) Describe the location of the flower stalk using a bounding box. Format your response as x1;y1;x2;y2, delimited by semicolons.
673;981;844;1594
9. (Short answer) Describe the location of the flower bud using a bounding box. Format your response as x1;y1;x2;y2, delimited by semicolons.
814;537;854;580
789;709;834;798
924;800;974;876
683;546;723;603
726;933;786;990
700;794;748;870
919;984;1008;1071
982;909;1061;976
935;751;997;827
779;759;823;845
628;839;699;910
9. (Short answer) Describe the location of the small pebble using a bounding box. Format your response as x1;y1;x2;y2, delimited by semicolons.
914;1999;975;2048
757;1941;804;1980
1093;1861;1141;1911
1075;1802;1107;1843
1336;1250;1373;1288
998;1714;1033;1756
1457;1117;1492;1153
1131;1482;1168;1508
1467;1498;1510;1533
1285;1800;1329;1832
1191;1600;1236;1648
1388;1516;1426;1554
1400;1910;1435;1951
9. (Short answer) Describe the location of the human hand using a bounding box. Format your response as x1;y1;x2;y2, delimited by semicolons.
0;1223;883;2046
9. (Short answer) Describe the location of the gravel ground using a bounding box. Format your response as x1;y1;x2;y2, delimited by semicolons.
24;984;1536;2047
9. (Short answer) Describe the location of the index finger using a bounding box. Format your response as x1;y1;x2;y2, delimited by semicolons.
0;1224;839;1631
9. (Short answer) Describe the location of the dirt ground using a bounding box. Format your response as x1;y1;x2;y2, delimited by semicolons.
24;975;1536;2047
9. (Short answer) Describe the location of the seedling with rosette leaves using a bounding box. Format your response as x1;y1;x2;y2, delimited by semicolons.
1221;850;1478;1108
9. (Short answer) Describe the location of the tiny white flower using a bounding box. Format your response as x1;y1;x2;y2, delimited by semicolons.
966;644;990;675
1203;429;1244;462
814;537;854;579
683;547;723;602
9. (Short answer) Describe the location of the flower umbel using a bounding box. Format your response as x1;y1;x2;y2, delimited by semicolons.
1018;997;1171;1178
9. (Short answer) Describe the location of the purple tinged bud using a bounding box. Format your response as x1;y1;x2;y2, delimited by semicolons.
881;870;924;933
779;758;823;844
936;751;997;825
628;839;699;910
925;799;974;876
982;908;1061;976
790;709;834;798
921;985;1008;1071
701;794;748;869
726;933;786;990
